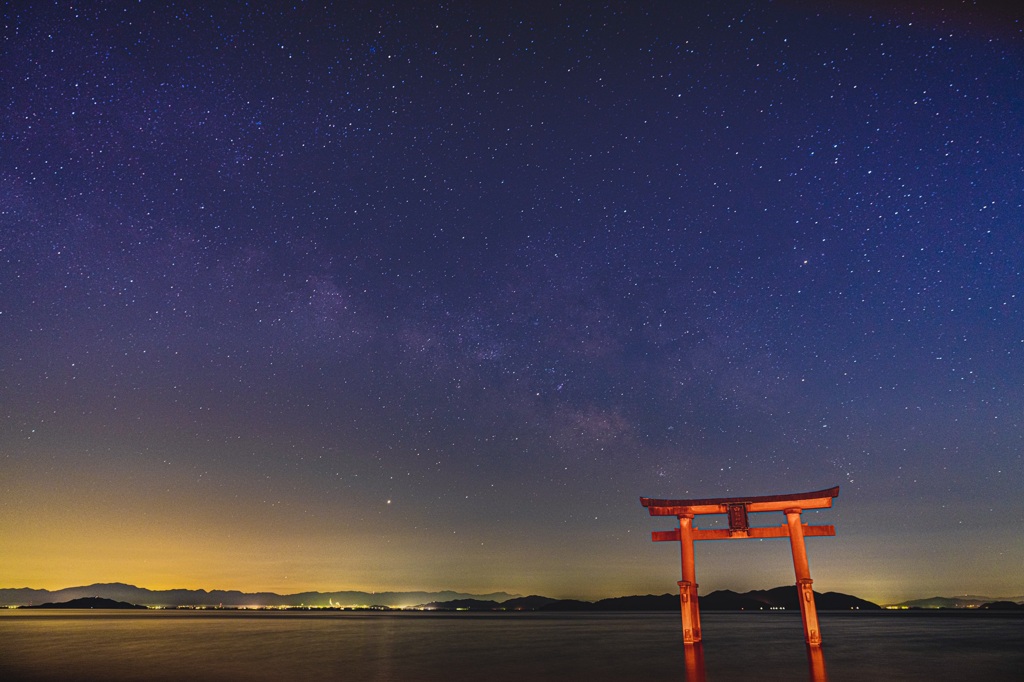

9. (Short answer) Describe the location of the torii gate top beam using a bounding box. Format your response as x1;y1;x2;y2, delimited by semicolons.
640;486;839;516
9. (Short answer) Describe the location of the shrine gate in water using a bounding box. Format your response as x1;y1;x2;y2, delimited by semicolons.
640;486;839;647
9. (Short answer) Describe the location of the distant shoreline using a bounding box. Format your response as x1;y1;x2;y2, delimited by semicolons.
4;582;1021;611
9;607;1024;620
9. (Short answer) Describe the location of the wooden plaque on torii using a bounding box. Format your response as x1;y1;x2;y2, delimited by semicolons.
640;486;839;647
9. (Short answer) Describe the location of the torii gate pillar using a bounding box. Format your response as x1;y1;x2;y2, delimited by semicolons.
642;487;839;648
786;508;822;646
677;513;701;643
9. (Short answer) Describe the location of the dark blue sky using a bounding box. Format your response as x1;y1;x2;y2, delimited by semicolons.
2;1;1021;602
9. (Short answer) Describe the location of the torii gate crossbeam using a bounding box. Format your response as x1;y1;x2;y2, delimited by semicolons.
641;486;839;647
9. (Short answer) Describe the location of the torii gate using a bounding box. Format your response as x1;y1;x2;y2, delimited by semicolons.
641;486;839;647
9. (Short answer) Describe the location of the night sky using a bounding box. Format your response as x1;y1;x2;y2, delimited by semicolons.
2;2;1022;605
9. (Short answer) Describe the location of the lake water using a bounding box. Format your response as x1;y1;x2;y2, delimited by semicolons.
2;610;1022;681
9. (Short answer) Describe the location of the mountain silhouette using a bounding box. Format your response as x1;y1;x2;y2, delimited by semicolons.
20;596;147;609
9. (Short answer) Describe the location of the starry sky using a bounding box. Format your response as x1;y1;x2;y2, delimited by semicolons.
2;1;1022;605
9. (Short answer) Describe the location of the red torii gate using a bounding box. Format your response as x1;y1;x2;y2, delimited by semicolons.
641;486;839;647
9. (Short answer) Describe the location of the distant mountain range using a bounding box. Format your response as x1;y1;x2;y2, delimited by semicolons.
4;583;1019;610
887;595;1024;609
421;587;880;611
3;583;874;611
20;597;147;610
0;583;517;608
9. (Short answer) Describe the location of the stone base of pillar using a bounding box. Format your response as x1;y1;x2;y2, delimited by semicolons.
678;580;702;644
797;577;822;646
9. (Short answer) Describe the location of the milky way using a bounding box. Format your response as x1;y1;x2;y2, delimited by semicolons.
2;2;1021;602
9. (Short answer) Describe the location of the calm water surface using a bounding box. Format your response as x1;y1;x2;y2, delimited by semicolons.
2;610;1021;681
